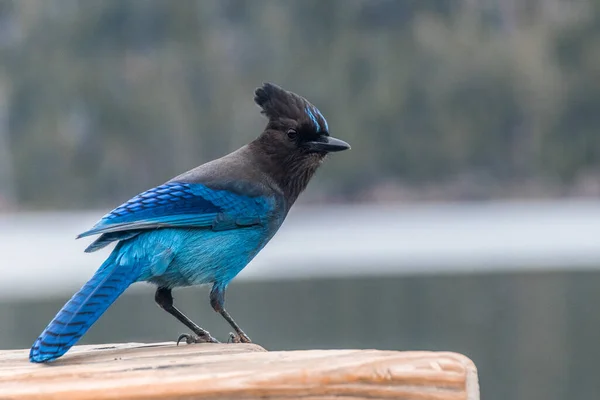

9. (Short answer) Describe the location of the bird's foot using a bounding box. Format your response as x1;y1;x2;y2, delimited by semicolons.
228;331;252;344
176;332;220;346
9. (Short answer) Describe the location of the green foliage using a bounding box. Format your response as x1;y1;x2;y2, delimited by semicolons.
0;0;599;208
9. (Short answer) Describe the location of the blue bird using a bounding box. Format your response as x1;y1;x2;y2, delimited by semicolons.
29;83;350;363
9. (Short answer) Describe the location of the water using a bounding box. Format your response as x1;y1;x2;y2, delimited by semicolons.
1;200;600;299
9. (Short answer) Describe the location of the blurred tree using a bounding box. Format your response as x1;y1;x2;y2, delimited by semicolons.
0;0;597;208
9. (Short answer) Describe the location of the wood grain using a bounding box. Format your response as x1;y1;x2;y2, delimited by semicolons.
0;343;479;400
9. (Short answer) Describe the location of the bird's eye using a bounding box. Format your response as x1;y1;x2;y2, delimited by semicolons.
286;129;298;140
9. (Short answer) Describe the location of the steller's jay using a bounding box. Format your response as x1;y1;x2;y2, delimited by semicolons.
29;83;350;363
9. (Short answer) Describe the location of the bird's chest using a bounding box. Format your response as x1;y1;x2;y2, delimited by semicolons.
151;226;271;287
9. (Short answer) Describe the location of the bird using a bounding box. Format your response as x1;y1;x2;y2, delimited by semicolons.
29;82;350;363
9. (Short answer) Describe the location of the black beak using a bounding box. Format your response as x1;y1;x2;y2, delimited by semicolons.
306;135;351;153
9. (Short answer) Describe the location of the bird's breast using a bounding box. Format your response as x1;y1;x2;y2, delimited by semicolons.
133;226;272;288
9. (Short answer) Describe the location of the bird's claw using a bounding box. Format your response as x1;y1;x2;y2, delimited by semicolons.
228;331;252;344
176;333;197;345
176;333;219;346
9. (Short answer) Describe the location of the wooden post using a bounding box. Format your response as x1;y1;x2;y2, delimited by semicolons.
0;343;479;399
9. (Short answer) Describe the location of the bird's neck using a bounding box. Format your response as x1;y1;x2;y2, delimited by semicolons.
249;140;322;206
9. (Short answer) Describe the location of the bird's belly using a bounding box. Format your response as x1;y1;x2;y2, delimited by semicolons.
134;227;267;288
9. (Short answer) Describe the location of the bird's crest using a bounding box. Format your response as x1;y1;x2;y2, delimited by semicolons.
254;83;329;133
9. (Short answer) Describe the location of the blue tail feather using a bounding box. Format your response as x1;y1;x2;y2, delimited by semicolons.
29;254;139;363
84;231;141;253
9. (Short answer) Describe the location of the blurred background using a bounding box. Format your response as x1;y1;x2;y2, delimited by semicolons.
0;0;599;399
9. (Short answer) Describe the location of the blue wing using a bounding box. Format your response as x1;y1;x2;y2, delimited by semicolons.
78;182;274;252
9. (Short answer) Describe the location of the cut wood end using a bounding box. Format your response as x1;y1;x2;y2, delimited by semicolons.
0;342;479;400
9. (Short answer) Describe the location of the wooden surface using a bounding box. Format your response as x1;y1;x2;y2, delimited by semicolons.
0;342;479;400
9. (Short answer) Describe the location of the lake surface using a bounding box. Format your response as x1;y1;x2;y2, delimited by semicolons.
1;200;600;299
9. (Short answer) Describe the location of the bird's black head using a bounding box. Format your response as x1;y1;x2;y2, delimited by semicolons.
251;82;350;203
253;82;350;158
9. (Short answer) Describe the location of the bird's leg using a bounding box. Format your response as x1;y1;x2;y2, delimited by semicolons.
154;287;219;344
210;284;252;343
